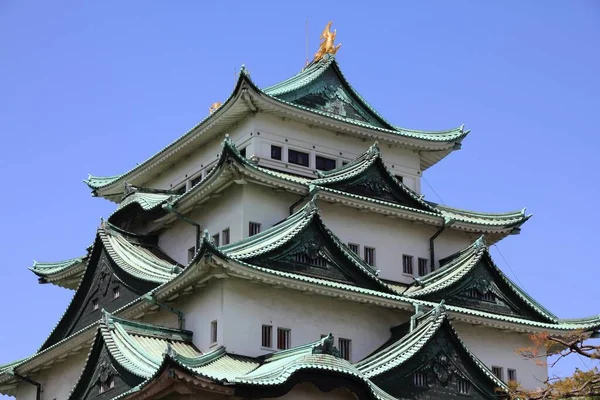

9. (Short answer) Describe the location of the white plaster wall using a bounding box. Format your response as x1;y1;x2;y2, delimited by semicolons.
269;382;358;400
319;201;473;284
454;322;547;391
143;118;254;191
175;279;225;352
15;349;88;400
253;113;422;192
158;184;244;264
240;184;298;239
221;279;407;361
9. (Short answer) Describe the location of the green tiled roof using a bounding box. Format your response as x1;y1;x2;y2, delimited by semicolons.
405;237;558;323
29;256;88;289
116;333;396;400
356;304;508;392
118;191;175;213
87;57;466;195
432;203;531;228
220;197;392;292
99;222;182;283
263;54;467;144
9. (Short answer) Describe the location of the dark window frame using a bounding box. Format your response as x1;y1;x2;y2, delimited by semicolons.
288;149;309;167
315;155;336;171
271;145;282;160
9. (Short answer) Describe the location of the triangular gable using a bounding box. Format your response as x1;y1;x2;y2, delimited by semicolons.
39;224;181;350
357;306;507;399
68;313;199;400
68;331;144;400
313;143;436;212
221;200;392;293
265;56;392;129
406;238;556;323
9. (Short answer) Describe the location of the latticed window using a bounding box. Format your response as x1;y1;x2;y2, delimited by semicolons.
457;378;471;394
395;175;404;183
295;253;327;267
249;222;261;236
364;247;376;266
113;286;120;300
492;366;503;381
190;174;203;187
316;155;336;171
261;325;273;348
174;185;186;195
413;371;427;387
222;228;230;245
271;145;282;160
288;149;309;167
240;147;247;158
508;368;517;382
211;320;218;344
187;246;196;263
277;328;291;350
92;298;99;311
466;288;496;302
418;258;428;276
212;234;220;247
339;338;351;361
403;255;413;275
348;243;359;255
99;378;114;393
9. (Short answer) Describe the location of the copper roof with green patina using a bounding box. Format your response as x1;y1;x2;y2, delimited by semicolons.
404;236;558;323
356;304;508;393
30;256;88;289
86;57;467;194
115;334;396;400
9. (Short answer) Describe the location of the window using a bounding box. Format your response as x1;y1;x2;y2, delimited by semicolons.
295;253;327;267
288;149;309;167
342;161;349;166
240;147;247;158
222;228;230;245
508;368;517;382
466;288;496;302
277;328;291;350
211;320;218;344
249;222;261;236
92;298;99;311
187;246;196;263
190;174;202;187
364;247;376;266
418;258;429;276
271;145;282;160
261;325;273;348
112;286;120;300
99;378;114;393
174;185;186;195
395;175;404;183
316;155;336;171
403;255;414;275
492;366;503;381
457;378;471;394
348;243;359;255
212;233;220;247
338;338;351;361
413;371;427;387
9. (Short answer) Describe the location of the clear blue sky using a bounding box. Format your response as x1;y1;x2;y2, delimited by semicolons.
1;0;598;393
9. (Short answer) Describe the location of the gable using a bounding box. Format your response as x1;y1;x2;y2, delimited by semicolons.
69;336;144;400
245;220;381;290
275;67;387;128
326;162;429;210
423;259;547;322
371;323;502;400
41;247;156;350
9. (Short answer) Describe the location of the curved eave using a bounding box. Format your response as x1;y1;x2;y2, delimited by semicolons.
252;91;467;170
99;224;182;284
86;71;259;201
30;256;88;289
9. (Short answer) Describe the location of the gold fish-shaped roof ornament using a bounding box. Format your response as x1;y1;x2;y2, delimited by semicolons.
313;21;342;63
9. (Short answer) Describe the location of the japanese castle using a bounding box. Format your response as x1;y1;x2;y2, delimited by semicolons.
2;22;598;400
